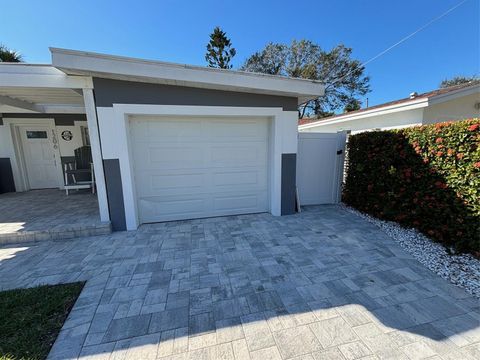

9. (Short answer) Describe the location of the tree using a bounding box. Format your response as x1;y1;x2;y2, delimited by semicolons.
0;44;22;62
344;99;362;113
440;76;480;88
241;40;370;118
205;27;236;69
241;43;288;75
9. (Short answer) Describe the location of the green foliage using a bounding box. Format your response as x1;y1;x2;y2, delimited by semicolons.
343;119;480;254
241;40;370;118
440;75;480;88
0;45;22;62
205;27;236;69
344;99;362;112
0;282;84;360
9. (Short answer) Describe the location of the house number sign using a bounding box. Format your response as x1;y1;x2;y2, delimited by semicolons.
61;130;73;141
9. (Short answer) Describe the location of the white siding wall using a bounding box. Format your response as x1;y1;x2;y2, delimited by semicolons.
423;93;480;124
57;121;88;157
0;124;12;158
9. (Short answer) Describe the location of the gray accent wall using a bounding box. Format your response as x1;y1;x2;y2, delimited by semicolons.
0;114;86;124
281;153;297;215
0;158;15;194
93;78;298;111
103;159;127;231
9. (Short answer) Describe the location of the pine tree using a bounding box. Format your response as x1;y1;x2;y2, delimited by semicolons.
205;27;236;69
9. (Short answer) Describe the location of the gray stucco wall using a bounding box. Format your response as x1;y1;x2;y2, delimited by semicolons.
92;78;298;111
281;154;297;215
0;114;86;126
103;159;127;231
0;158;15;193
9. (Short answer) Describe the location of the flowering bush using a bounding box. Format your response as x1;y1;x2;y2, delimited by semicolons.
343;118;480;254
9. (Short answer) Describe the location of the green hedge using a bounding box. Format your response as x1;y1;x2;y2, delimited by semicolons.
343;118;480;254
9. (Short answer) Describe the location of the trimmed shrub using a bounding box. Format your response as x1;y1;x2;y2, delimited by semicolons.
343;118;480;254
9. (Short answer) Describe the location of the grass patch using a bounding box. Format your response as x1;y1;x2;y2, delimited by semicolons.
0;282;85;360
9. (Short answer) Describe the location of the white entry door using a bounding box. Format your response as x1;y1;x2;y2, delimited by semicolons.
20;126;60;189
130;116;269;224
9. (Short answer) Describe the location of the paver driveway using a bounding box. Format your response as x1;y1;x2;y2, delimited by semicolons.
0;206;478;359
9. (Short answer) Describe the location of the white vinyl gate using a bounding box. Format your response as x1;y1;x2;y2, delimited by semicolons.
296;132;347;206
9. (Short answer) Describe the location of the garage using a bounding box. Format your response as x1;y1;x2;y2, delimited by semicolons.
44;48;324;230
130;115;269;223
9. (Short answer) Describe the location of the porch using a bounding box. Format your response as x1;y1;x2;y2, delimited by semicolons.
0;189;111;245
0;64;110;235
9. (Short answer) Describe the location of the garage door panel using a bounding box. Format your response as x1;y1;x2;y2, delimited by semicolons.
151;173;205;191
210;145;266;166
213;170;262;187
136;170;267;197
213;193;267;212
132;118;204;140
132;144;205;170
149;147;204;167
134;171;205;197
138;196;207;222
138;191;267;223
210;120;268;140
130;116;269;223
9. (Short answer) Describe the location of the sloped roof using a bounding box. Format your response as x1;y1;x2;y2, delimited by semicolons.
299;82;479;126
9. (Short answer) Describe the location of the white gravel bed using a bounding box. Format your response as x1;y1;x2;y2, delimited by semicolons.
341;204;480;298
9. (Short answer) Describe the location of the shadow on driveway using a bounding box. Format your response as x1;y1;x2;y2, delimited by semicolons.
0;206;478;359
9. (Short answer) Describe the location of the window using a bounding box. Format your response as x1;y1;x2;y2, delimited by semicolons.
81;126;90;146
26;131;47;139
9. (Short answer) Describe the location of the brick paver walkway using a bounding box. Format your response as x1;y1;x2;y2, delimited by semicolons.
0;189;110;244
0;206;478;359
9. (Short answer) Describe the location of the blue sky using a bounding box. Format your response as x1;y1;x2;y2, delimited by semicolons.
2;0;479;107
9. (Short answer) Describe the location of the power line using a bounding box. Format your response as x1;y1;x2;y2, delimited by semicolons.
362;0;470;68
332;0;470;86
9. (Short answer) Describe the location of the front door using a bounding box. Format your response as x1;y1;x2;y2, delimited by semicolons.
20;126;60;189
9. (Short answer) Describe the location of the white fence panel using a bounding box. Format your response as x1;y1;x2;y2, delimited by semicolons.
296;131;347;205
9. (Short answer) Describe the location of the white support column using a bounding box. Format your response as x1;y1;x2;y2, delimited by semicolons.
270;115;282;216
83;89;110;222
333;131;348;203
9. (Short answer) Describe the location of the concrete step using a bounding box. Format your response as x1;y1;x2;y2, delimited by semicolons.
0;221;112;245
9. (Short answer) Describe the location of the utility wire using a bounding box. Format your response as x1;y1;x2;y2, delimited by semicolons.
331;0;470;86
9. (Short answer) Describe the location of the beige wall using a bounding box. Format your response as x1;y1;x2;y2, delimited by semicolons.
300;108;424;133
423;93;480;124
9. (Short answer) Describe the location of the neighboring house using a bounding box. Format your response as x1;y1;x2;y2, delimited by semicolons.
299;82;480;133
0;48;324;231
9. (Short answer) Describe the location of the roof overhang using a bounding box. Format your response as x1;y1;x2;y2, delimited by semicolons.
0;64;90;114
50;48;325;105
428;83;480;105
299;98;429;129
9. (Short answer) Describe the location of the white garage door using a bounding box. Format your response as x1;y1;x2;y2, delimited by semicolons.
130;116;269;224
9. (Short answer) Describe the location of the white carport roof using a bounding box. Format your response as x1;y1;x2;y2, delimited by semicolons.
0;64;91;114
